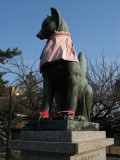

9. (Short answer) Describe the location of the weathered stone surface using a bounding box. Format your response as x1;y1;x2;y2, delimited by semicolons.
9;140;78;155
34;120;99;131
77;138;114;154
20;130;105;142
8;131;114;160
21;152;73;160
21;148;106;160
9;138;113;154
74;148;106;160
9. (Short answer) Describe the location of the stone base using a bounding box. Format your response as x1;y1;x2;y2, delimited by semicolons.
32;119;99;131
9;131;114;160
21;149;106;160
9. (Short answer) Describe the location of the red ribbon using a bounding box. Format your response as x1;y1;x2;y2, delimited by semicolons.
33;111;49;119
39;111;49;119
47;33;71;43
57;110;75;116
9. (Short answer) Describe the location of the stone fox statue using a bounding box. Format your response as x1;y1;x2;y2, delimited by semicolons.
36;8;93;121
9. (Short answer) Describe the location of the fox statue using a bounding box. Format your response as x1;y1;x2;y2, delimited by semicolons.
36;8;93;121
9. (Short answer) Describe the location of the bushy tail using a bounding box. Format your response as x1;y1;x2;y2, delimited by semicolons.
78;52;87;78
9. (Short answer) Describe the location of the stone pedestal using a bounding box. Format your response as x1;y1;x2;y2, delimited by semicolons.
33;119;99;131
9;130;114;160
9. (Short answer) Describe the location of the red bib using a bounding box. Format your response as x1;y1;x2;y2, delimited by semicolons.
40;32;79;72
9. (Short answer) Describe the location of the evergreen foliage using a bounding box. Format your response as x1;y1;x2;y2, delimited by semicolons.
0;47;22;64
0;48;22;94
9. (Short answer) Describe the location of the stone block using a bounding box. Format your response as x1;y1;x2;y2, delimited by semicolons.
21;148;106;160
9;138;113;155
74;148;106;160
20;130;106;142
8;131;114;160
33;120;99;131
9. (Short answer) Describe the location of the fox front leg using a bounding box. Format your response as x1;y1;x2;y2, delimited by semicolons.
41;72;55;119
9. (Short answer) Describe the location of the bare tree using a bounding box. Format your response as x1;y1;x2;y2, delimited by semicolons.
87;54;120;133
0;56;43;145
0;55;43;112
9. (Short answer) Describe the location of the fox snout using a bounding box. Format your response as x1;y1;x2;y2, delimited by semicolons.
36;31;44;40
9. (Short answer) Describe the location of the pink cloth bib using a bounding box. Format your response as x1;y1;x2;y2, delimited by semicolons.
40;32;79;72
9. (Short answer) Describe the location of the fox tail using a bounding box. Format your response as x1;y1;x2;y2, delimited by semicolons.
78;52;87;78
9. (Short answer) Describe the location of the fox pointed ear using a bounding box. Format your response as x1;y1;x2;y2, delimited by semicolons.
51;7;69;33
51;8;61;29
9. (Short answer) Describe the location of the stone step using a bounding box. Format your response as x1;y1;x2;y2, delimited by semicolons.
21;148;106;160
9;138;114;155
20;131;106;142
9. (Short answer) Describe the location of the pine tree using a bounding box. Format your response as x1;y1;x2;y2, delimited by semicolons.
0;47;22;95
0;47;21;64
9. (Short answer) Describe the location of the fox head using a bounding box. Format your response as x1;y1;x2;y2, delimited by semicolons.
36;8;69;40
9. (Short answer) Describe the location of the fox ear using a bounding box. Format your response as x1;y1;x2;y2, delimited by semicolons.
51;8;61;29
51;7;69;33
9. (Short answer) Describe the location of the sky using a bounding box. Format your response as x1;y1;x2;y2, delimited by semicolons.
0;0;120;83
